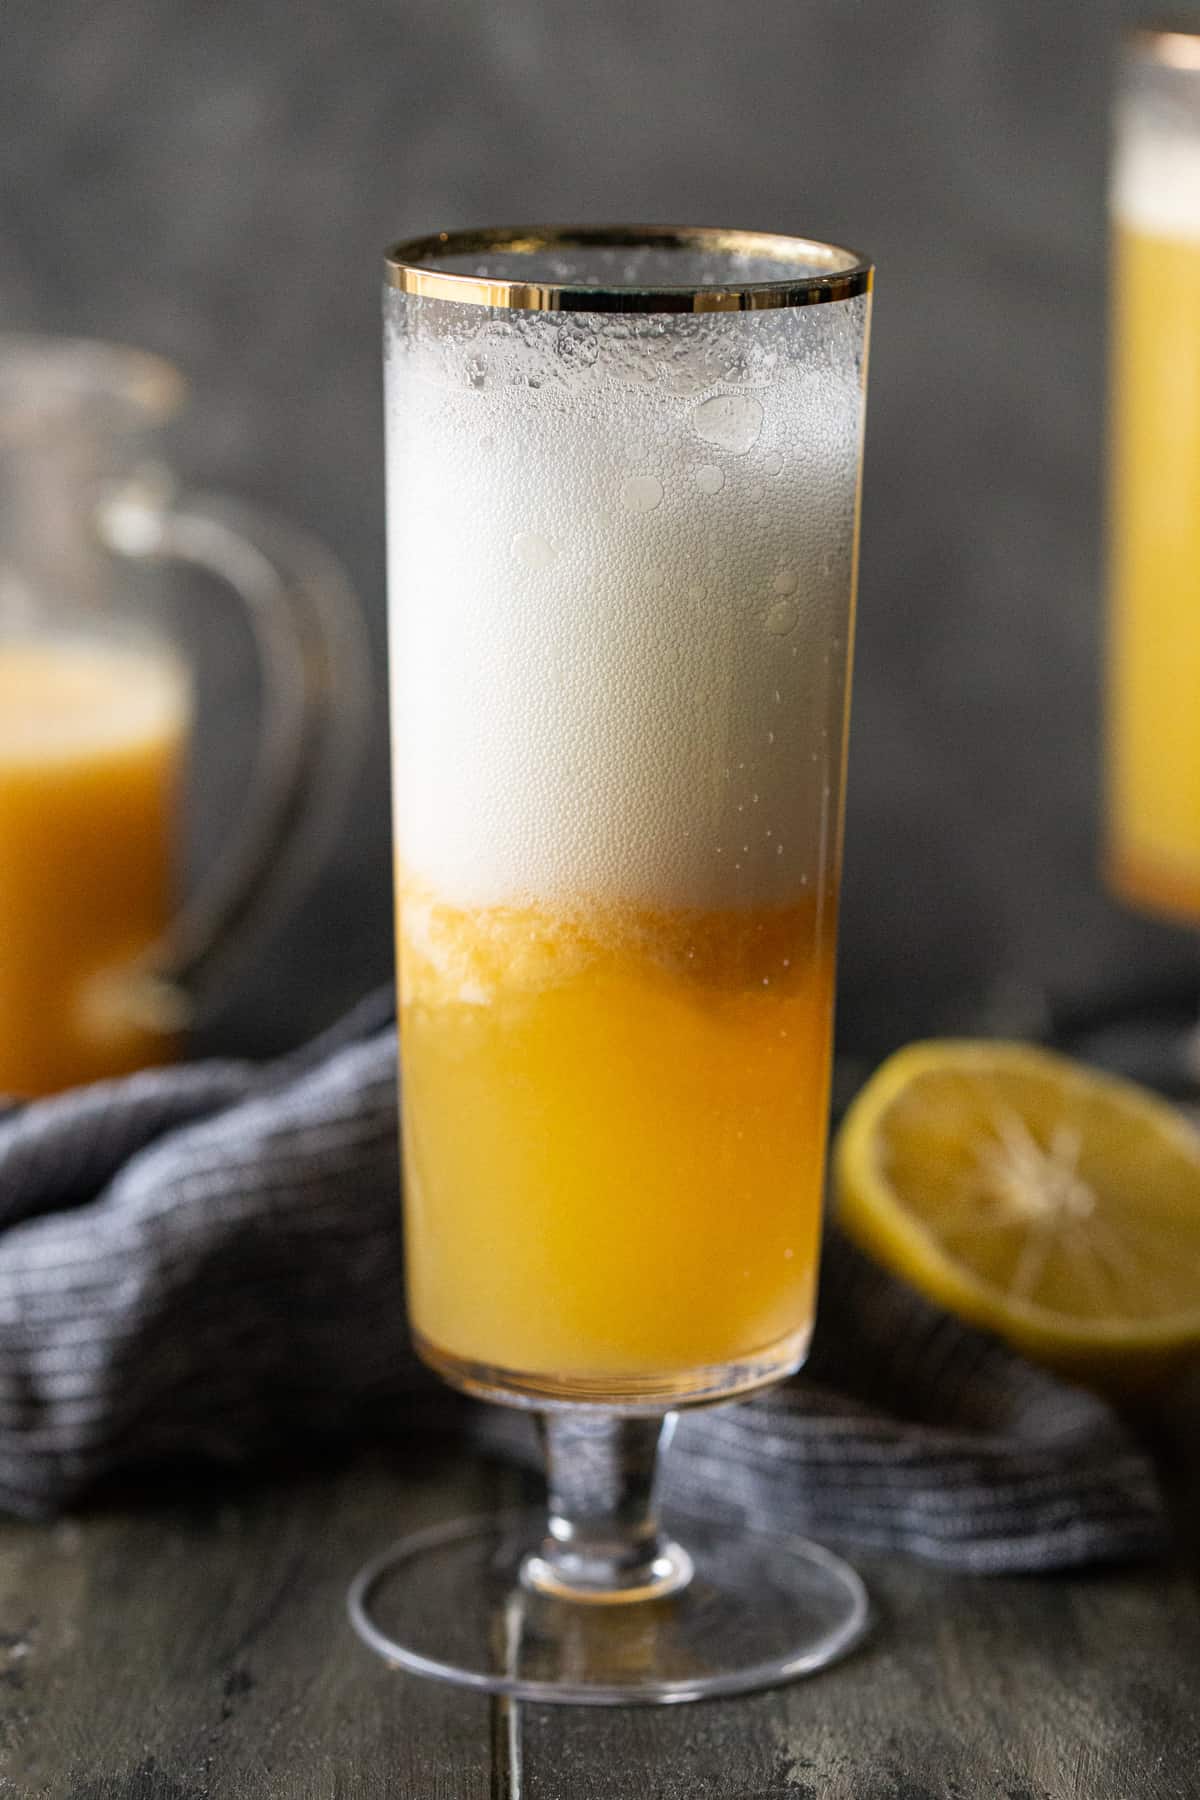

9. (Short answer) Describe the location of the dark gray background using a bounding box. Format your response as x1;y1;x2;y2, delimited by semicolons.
4;0;1196;1060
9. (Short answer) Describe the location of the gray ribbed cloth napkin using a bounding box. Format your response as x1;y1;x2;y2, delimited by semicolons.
0;997;1165;1570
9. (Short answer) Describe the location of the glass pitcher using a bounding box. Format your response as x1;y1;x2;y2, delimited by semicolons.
0;335;370;1099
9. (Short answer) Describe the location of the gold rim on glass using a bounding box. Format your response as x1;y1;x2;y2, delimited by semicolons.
384;225;872;313
1127;24;1200;69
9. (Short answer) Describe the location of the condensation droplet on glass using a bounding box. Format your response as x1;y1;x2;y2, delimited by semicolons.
766;730;775;745
772;569;799;597
776;842;784;855
480;435;496;456
748;483;765;505
766;598;800;636
692;392;764;454
511;530;556;571
621;473;664;514
763;450;783;476
692;463;725;495
557;327;598;366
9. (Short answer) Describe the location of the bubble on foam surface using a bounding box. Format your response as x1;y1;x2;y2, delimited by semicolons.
692;393;764;453
511;530;556;570
620;473;664;514
765;598;801;637
1113;111;1200;239
386;289;868;909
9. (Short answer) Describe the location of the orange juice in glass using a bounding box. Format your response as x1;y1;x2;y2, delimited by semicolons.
1108;30;1200;922
399;886;836;1383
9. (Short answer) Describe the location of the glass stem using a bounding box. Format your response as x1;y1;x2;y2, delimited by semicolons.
523;1411;693;1603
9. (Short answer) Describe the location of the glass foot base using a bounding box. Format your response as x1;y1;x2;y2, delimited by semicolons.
348;1509;870;1705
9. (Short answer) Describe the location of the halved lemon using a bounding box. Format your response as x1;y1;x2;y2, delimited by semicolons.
834;1040;1200;1388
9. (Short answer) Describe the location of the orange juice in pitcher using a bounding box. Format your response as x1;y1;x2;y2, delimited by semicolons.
0;335;368;1097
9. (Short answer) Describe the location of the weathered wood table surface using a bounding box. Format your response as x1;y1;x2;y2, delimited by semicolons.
2;1424;1198;1799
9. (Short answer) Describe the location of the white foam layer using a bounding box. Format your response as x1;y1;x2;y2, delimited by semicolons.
0;637;190;768
387;298;867;911
1113;120;1200;240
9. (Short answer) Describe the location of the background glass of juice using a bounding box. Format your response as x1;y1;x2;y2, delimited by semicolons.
1107;30;1200;925
349;227;873;1703
0;336;370;1098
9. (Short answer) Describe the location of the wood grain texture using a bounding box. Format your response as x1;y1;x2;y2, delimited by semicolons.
0;1444;1196;1800
516;1556;1200;1800
0;1448;498;1799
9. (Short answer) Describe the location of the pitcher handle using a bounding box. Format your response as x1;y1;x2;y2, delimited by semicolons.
96;475;371;1028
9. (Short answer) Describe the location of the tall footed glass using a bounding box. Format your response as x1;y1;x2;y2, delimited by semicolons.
351;228;873;1702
